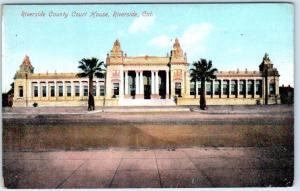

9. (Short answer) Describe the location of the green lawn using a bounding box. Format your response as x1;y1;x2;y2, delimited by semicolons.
3;123;293;151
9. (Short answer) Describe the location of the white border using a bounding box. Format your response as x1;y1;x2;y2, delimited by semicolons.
0;1;297;191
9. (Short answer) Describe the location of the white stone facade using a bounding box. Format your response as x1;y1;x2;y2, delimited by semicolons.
13;40;280;107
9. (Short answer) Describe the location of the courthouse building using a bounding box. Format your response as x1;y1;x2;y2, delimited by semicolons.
13;38;280;107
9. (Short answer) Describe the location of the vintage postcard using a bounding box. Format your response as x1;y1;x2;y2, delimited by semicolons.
2;3;294;188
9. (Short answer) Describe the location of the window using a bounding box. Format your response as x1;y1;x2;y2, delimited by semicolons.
239;80;245;96
50;86;55;97
175;82;181;97
269;83;275;95
256;80;262;96
113;83;119;97
100;85;105;96
214;81;220;95
42;86;46;97
34;86;38;97
190;83;195;96
83;85;88;96
93;85;96;96
58;86;63;97
18;86;23;97
75;86;80;96
206;81;212;95
130;77;136;96
67;86;71;96
231;80;237;95
247;80;254;95
223;80;229;95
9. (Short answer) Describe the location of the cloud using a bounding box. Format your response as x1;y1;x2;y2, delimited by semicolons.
147;35;172;48
146;22;213;59
169;25;178;31
128;16;156;33
180;22;213;56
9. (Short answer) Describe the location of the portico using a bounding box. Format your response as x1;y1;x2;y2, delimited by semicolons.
121;69;169;99
105;39;186;101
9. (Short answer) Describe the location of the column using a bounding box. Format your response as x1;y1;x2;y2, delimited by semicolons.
228;79;231;96
71;81;74;97
155;71;159;95
140;71;144;95
28;81;31;98
46;81;49;97
62;81;65;97
266;79;269;97
37;81;40;97
245;79;248;97
276;79;279;97
135;71;139;95
120;70;124;97
151;71;155;95
195;80;198;97
79;81;83;97
254;80;256;98
166;70;169;96
125;71;129;95
237;80;240;97
96;81;99;97
211;79;214;98
220;79;223;98
54;81;57;97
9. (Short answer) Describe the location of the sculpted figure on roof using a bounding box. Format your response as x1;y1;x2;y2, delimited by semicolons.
110;39;123;57
171;38;183;58
14;55;34;79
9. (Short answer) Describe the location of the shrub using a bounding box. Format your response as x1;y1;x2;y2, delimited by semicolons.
256;99;261;105
33;102;38;107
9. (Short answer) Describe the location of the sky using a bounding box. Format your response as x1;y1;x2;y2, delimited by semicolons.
2;3;294;92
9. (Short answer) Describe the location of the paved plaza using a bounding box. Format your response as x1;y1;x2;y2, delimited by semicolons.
2;105;294;125
2;105;294;188
3;147;293;188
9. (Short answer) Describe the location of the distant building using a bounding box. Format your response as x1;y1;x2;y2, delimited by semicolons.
2;93;13;107
279;85;294;104
13;39;280;107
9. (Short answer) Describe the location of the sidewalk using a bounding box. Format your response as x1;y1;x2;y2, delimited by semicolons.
3;147;293;188
2;106;190;115
3;105;293;114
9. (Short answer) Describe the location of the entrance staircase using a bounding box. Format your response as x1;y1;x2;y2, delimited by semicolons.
119;98;176;106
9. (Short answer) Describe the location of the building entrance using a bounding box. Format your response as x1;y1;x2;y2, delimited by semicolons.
144;71;151;99
159;71;166;99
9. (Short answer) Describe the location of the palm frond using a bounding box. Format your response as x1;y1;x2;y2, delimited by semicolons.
77;57;106;79
190;58;218;82
76;72;88;78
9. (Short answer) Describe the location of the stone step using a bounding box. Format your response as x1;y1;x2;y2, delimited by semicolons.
102;106;189;112
119;98;176;106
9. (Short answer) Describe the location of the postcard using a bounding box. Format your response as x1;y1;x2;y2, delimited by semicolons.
2;3;294;188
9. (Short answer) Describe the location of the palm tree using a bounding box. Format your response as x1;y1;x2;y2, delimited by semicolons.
190;59;217;110
77;57;105;110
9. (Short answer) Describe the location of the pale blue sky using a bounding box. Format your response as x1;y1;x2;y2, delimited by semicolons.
2;3;294;92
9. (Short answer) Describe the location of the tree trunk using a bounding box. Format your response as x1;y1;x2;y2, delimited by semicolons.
200;79;206;110
88;76;95;110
